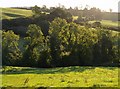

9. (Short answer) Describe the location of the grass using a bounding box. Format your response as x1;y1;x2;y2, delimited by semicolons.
1;66;119;87
89;20;119;27
72;16;119;28
1;8;33;20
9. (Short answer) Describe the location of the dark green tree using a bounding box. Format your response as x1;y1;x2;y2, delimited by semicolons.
49;18;68;66
49;8;72;22
32;5;41;18
23;24;44;66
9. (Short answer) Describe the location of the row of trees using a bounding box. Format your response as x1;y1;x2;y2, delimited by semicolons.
2;18;119;67
3;6;118;38
2;7;73;37
32;5;102;21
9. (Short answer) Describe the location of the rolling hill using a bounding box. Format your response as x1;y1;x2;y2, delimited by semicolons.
1;8;33;20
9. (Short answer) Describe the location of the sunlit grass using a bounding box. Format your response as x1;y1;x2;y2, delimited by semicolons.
1;8;33;20
89;20;118;27
1;66;119;87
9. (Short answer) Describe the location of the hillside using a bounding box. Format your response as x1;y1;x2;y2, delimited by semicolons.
1;6;120;88
1;66;119;87
1;8;119;28
1;8;33;20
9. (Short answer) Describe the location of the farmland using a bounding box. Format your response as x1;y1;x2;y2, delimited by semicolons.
1;8;33;20
1;66;119;87
89;20;119;28
73;15;119;28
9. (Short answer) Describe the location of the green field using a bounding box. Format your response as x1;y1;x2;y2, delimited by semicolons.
1;8;33;20
73;16;118;28
89;20;119;27
1;66;119;87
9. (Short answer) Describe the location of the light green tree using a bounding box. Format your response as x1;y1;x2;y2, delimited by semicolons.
2;30;22;65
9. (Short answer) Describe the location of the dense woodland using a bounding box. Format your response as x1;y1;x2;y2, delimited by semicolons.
2;5;120;68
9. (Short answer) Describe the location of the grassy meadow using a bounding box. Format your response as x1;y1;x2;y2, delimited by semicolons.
1;8;33;20
72;16;118;28
89;20;119;27
1;66;119;87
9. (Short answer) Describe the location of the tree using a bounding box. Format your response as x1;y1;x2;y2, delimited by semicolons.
49;18;95;66
64;22;81;65
23;24;51;67
33;19;50;36
100;31;115;63
2;30;22;65
23;24;44;66
49;18;68;66
76;27;98;65
32;5;41;17
83;7;89;19
41;5;49;12
92;30;117;66
49;8;72;22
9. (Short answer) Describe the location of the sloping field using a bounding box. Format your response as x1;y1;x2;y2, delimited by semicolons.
89;20;119;27
1;66;119;87
1;8;33;20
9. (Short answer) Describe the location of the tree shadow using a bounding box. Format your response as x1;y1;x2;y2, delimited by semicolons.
2;66;96;75
2;65;118;75
3;12;24;18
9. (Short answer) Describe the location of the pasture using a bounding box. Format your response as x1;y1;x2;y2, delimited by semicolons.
1;8;33;20
1;66;119;87
89;20;119;27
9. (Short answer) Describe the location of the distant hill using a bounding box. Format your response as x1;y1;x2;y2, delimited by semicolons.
1;8;33;20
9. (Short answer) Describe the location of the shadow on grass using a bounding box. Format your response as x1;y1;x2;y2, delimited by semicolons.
2;66;96;75
2;65;118;75
3;12;24;18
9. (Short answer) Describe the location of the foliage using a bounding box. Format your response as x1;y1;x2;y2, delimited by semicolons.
49;8;72;22
2;30;22;65
22;24;51;67
2;18;119;67
32;5;42;18
75;7;102;24
48;18;119;67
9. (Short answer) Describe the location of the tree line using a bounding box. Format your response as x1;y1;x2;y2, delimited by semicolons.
2;18;119;68
2;6;119;39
